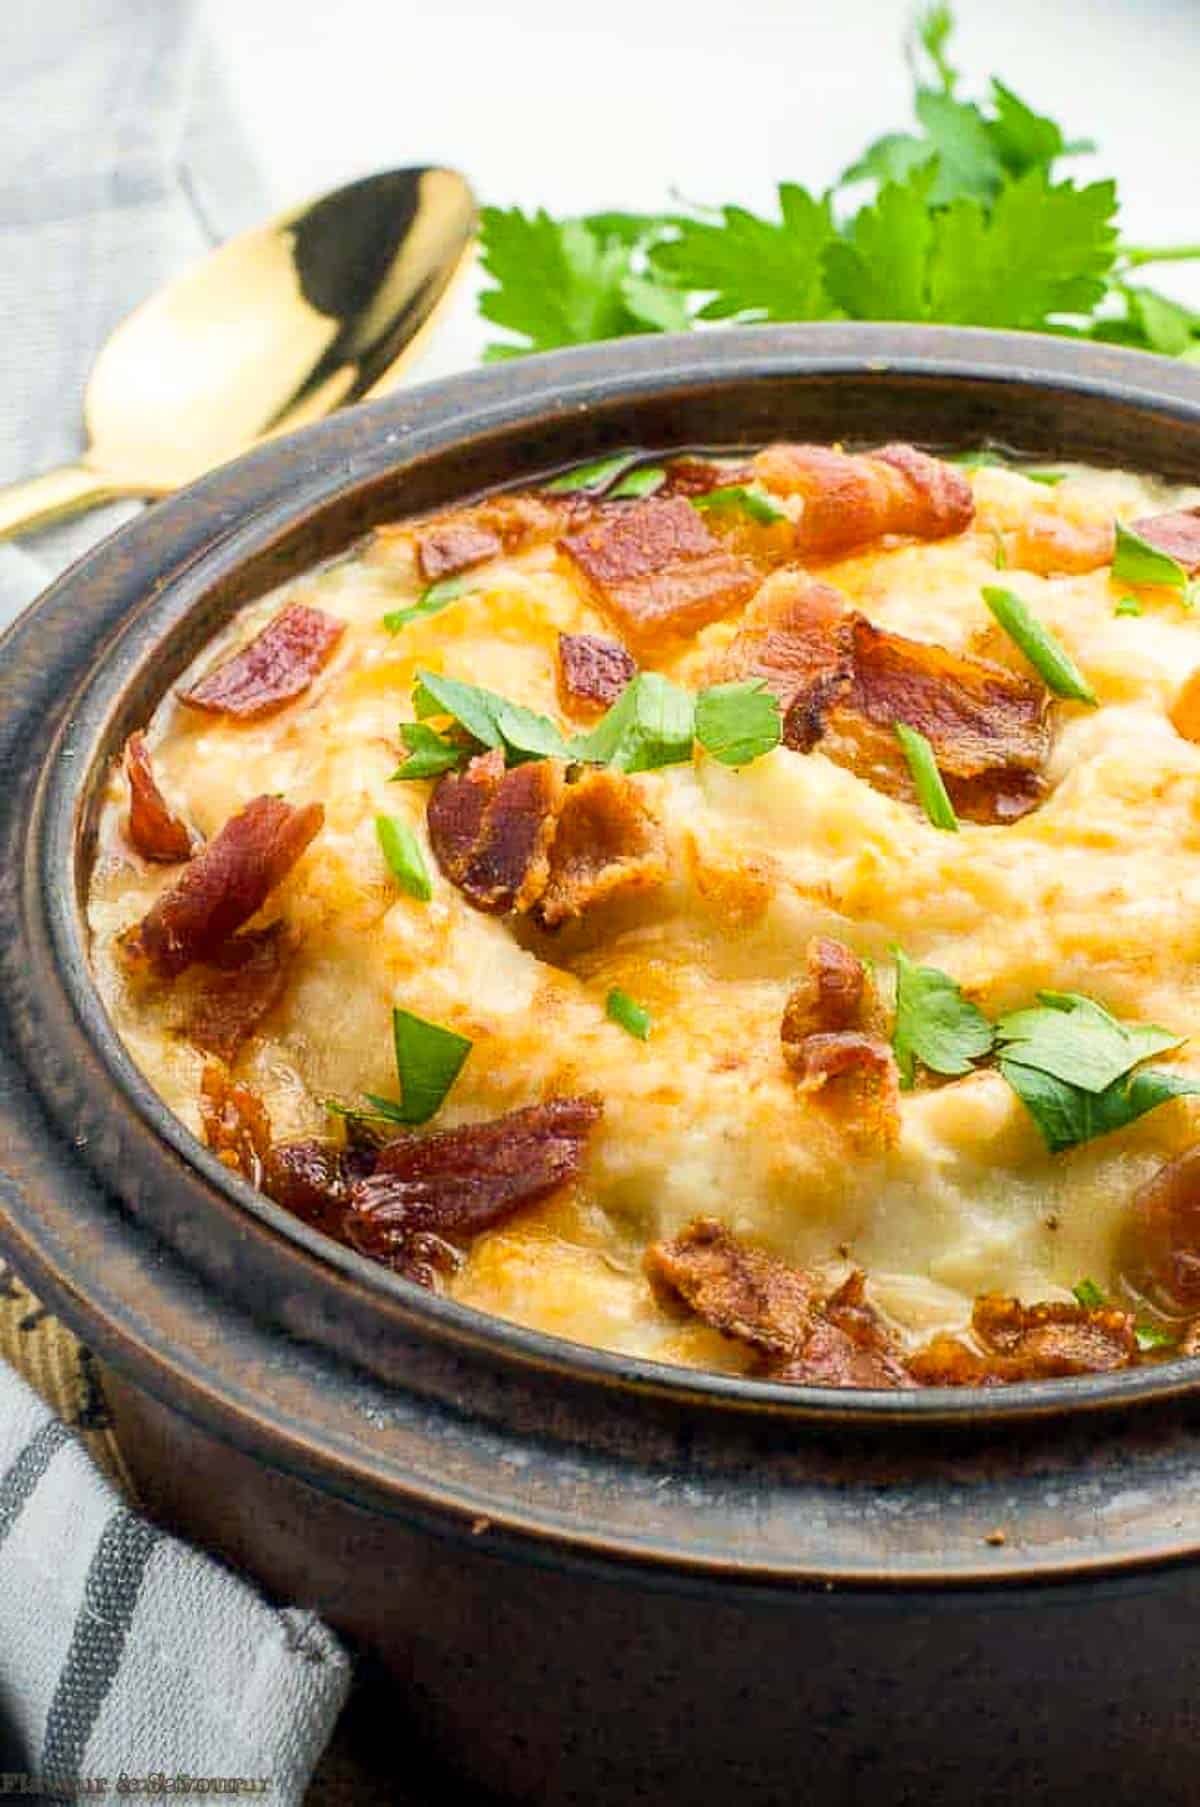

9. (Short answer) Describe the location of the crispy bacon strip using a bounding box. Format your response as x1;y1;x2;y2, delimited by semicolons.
659;456;743;498
180;603;344;720
1129;505;1200;574
345;1097;602;1277
781;936;878;1045
182;922;296;1062
534;768;666;929
427;755;665;926
199;1063;272;1189
785;1031;901;1150
752;442;973;558
1127;1145;1200;1312
412;493;579;583
559;498;760;653
646;1220;911;1388
123;796;324;980
645;1218;819;1359
124;732;194;863
557;632;637;715
719;575;848;702
724;580;1050;822
427;750;565;915
771;1272;912;1388
908;1295;1136;1385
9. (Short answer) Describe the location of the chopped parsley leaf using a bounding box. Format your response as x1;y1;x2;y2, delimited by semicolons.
693;681;782;767
606;987;652;1040
891;948;994;1089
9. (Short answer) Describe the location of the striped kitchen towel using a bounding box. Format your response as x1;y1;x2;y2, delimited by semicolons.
0;1360;350;1802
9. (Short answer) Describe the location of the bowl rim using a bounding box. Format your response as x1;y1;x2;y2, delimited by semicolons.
11;322;1200;1468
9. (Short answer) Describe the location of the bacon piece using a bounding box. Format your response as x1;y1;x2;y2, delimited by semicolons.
180;603;344;720
427;755;665;926
764;603;1050;824
345;1097;602;1280
559;498;760;652
557;632;637;715
411;493;579;582
719;575;847;702
752;442;973;558
771;1273;912;1388
785;1031;901;1150
646;1218;820;1359
1129;505;1200;575
781;936;878;1045
199;1063;272;1189
646;1220;911;1388
182;922;296;1062
1004;512;1113;577
534;768;666;929
908;1295;1136;1385
427;749;565;915
124;732;194;863
260;1137;382;1243
1127;1145;1200;1312
123;796;324;980
416;521;503;583
659;456;744;498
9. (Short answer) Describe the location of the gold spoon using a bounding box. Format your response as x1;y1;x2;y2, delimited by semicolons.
0;165;476;541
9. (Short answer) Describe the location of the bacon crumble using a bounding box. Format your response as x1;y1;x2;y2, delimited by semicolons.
182;921;297;1062
427;754;665;926
557;631;637;715
345;1097;603;1280
786;1032;902;1149
908;1295;1137;1385
124;732;195;863
122;795;323;979
407;493;581;583
1127;1145;1200;1312
752;442;974;558
723;578;1050;822
180;603;344;721
560;497;760;652
781;936;878;1045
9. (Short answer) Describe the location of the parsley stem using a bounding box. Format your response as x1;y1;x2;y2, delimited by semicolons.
1117;243;1200;270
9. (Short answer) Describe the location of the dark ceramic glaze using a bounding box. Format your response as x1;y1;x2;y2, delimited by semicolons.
3;327;1200;1803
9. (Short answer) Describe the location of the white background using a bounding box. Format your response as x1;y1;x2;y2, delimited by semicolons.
204;0;1200;379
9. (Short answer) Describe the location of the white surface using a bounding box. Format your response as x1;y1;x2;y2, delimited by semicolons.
203;0;1200;380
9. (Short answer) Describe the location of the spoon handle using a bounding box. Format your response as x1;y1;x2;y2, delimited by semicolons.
0;464;143;542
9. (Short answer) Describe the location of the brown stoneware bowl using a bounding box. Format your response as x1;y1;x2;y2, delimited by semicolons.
4;326;1200;1804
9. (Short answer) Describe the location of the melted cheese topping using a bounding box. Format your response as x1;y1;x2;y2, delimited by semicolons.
88;458;1200;1371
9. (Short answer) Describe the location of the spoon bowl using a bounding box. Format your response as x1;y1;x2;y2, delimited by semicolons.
0;165;475;538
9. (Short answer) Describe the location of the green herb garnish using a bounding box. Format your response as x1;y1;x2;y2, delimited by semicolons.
693;681;782;767
544;451;642;494
606;988;652;1040
1112;520;1190;593
691;485;788;526
610;466;667;499
363;1007;472;1126
375;815;433;901
415;670;570;763
999;1060;1200;1154
1114;595;1143;618
391;721;468;781
1135;1322;1179;1352
981;586;1097;704
995;991;1182;1095
891;948;994;1089
571;672;695;773
383;575;475;634
477;11;1200;363
1072;1278;1107;1309
895;722;959;830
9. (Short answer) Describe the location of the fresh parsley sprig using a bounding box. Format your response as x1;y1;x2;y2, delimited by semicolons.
477;7;1200;362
